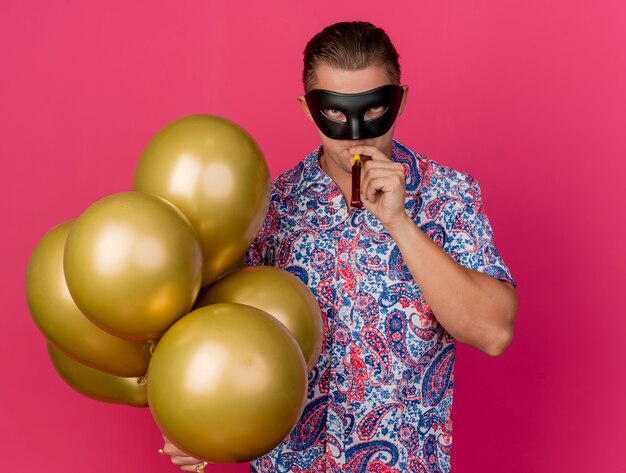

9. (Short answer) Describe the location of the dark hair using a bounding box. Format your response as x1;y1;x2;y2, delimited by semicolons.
302;21;401;92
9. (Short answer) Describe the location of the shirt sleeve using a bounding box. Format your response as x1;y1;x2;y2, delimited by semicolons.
443;175;516;287
244;199;277;267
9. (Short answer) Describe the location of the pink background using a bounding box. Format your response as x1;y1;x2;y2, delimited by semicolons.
2;1;625;471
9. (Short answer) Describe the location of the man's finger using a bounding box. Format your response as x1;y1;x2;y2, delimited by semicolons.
361;162;405;181
162;442;187;457
181;464;205;472
361;165;405;194
348;145;390;161
171;455;204;466
363;176;393;202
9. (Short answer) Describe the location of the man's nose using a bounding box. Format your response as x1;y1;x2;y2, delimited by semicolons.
348;115;362;140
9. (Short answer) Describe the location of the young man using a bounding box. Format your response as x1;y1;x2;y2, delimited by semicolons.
163;21;518;473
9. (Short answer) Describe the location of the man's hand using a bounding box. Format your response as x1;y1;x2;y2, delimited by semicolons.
346;145;407;228
161;434;207;472
346;145;517;357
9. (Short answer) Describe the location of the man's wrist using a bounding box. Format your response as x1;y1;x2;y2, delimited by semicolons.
383;211;415;237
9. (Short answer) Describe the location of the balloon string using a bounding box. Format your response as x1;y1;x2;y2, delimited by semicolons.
138;340;157;384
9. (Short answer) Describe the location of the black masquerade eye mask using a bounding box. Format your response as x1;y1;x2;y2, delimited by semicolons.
304;84;404;140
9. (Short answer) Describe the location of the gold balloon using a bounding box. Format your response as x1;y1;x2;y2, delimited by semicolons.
26;221;152;377
198;266;323;372
147;303;307;463
47;343;147;407
64;192;203;340
133;114;270;287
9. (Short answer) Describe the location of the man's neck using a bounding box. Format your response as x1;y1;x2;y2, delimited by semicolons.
319;149;352;204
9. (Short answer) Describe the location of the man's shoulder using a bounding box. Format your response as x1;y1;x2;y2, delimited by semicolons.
393;139;478;196
268;147;320;200
272;160;306;194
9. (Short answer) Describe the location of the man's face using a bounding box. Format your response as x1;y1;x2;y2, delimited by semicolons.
298;64;408;174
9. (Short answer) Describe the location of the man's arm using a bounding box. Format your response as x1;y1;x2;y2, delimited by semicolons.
350;144;519;357
385;213;518;356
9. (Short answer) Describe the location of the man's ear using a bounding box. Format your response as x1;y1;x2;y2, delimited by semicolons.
398;85;409;116
297;95;315;123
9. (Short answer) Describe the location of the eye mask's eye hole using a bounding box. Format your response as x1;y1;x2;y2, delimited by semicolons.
322;109;346;122
364;105;388;121
322;106;390;123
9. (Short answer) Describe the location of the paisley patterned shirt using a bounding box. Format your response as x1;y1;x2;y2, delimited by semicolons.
245;139;515;473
